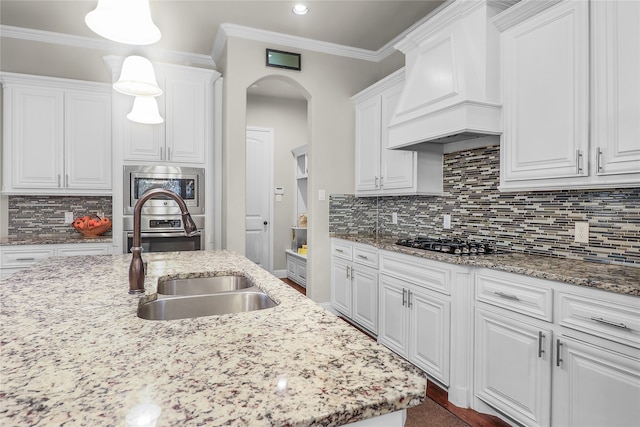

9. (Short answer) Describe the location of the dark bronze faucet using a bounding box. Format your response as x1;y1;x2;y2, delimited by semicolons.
129;188;198;294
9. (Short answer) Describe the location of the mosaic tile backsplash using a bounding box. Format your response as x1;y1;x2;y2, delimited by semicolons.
330;145;640;266
8;196;113;237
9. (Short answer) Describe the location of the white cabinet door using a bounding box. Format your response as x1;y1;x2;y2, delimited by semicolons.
65;90;112;190
119;92;165;162
591;0;640;176
331;257;351;317
500;0;589;183
351;264;378;334
119;66;212;165
296;258;307;286
165;75;207;163
475;307;552;427
378;274;409;358
8;85;64;190
409;287;450;386
354;96;381;193
380;83;415;192
552;335;640;427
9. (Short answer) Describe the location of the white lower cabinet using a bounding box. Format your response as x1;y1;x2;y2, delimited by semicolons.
475;306;552;426
1;243;113;280
378;250;451;386
379;273;451;386
285;250;307;287
473;268;640;427
552;335;640;427
330;239;378;335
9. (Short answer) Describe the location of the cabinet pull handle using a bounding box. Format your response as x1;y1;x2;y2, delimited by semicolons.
576;150;583;174
495;291;520;301
346;265;351;280
538;331;545;358
597;148;603;173
335;248;344;253
357;254;368;260
408;290;413;308
375;176;379;188
556;339;563;367
590;317;629;330
16;257;36;261
65;174;69;187
58;174;61;188
402;288;407;307
167;147;171;160
160;147;164;160
380;176;384;188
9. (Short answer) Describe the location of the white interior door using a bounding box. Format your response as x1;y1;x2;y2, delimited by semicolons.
246;127;273;271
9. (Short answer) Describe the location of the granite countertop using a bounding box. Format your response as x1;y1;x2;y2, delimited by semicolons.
0;250;426;426
0;233;112;246
331;234;640;297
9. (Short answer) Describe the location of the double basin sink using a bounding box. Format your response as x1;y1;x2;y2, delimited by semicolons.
138;275;277;321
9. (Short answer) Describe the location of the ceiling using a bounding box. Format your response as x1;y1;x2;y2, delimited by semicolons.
1;1;446;99
0;1;446;55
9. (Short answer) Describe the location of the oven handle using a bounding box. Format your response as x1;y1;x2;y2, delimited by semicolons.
126;231;202;238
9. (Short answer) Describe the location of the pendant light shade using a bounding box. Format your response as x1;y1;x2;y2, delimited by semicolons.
85;0;161;45
127;96;164;124
114;56;163;97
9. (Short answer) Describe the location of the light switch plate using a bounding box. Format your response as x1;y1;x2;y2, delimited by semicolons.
318;189;326;201
64;212;74;224
392;212;398;224
443;214;451;229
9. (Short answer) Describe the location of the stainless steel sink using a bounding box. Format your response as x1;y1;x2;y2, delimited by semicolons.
137;291;277;320
157;275;252;295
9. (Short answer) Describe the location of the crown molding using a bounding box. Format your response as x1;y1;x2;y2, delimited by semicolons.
0;25;216;69
212;23;380;63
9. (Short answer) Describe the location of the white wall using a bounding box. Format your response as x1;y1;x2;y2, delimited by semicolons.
246;93;308;272
220;36;383;303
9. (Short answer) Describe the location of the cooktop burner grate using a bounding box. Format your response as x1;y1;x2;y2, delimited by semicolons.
395;237;504;255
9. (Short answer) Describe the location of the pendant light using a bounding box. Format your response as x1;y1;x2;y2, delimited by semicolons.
85;0;161;45
113;55;163;97
127;96;164;124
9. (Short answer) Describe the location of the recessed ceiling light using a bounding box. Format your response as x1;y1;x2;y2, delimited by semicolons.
292;4;308;15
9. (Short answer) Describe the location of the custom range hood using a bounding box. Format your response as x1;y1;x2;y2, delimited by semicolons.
388;0;516;149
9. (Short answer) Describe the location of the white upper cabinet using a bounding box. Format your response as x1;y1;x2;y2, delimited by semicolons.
353;69;442;197
1;73;112;195
591;0;640;177
496;0;640;191
106;58;219;165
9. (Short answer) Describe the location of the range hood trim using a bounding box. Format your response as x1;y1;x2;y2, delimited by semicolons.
388;100;502;149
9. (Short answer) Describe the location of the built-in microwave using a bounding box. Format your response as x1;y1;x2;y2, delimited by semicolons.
123;165;205;215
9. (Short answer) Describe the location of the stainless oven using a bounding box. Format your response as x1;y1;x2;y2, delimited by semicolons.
124;165;204;215
123;165;206;254
123;215;205;253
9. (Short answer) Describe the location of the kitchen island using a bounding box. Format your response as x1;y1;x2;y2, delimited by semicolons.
1;250;426;426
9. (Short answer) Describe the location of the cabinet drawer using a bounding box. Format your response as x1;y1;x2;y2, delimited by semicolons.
353;244;378;269
475;270;553;322
331;239;353;261
57;245;111;257
558;292;640;349
1;248;54;268
379;250;450;295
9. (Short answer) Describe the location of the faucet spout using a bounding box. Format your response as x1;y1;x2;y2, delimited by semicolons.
129;188;199;294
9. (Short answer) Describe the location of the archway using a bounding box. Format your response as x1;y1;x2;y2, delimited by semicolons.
245;76;310;288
